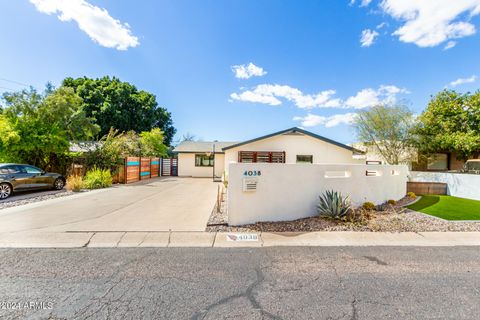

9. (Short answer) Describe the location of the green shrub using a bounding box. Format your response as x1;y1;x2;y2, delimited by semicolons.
66;175;84;192
83;167;112;189
362;202;376;211
387;199;397;205
317;190;351;219
407;191;416;199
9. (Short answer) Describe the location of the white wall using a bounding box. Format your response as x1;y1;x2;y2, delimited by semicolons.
178;153;225;178
409;171;480;200
224;133;363;174
228;163;408;225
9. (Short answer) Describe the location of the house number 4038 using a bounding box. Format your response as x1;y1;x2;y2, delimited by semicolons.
243;170;261;176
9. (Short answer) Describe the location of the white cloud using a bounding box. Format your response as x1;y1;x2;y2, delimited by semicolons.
231;84;408;109
230;84;341;109
360;29;379;47
449;75;477;87
30;0;139;50
376;22;388;29
379;0;480;47
345;85;409;109
443;41;457;50
231;63;267;79
293;113;357;128
351;0;372;7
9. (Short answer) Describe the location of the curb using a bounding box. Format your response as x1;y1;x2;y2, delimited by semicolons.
1;231;480;248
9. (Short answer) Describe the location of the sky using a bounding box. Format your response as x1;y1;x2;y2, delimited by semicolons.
1;0;480;145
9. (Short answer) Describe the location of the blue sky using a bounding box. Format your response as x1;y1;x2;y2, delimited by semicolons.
1;0;480;145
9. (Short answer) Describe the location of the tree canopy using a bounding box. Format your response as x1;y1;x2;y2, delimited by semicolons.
354;104;416;165
85;128;169;170
414;90;480;159
62;76;176;145
0;86;99;169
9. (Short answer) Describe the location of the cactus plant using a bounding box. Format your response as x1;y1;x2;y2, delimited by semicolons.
362;201;376;211
407;191;416;199
317;190;351;219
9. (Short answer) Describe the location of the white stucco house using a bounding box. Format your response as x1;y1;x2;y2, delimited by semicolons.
173;127;365;178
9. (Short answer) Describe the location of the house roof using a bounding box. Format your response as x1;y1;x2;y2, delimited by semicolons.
69;141;101;153
173;141;239;154
222;127;365;154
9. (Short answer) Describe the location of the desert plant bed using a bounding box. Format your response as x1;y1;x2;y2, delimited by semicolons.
407;195;480;221
206;196;480;232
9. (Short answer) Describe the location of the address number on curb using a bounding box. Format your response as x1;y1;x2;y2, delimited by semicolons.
226;233;259;242
243;170;261;177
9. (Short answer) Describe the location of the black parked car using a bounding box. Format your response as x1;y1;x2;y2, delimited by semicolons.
0;164;65;200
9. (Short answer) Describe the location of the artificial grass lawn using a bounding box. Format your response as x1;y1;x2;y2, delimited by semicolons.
407;195;480;220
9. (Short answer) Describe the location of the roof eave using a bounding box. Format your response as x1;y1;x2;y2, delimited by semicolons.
222;127;362;153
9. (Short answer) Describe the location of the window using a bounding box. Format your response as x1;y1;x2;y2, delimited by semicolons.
427;153;448;171
296;155;313;164
195;154;214;167
24;166;43;174
0;165;22;174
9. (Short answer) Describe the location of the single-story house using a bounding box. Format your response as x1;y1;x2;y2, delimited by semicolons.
353;141;477;172
173;127;365;178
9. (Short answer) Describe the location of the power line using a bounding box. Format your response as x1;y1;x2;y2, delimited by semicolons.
0;77;30;87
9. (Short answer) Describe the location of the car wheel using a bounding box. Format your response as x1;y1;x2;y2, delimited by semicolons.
53;178;65;190
0;183;12;200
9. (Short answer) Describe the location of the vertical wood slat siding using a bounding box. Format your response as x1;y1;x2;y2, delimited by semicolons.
126;156;140;183
407;182;448;195
238;151;286;163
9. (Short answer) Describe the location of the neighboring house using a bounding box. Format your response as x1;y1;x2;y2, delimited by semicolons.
173;127;365;178
352;142;477;172
352;142;417;168
412;152;474;172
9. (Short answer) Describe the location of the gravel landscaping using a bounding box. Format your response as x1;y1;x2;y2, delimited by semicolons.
206;196;480;232
0;190;80;210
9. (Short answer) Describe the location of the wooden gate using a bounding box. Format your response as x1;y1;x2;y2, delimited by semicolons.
161;158;178;176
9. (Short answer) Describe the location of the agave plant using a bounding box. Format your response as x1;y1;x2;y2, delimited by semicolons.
317;190;352;219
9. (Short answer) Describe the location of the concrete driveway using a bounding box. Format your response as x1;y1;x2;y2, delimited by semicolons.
0;177;219;233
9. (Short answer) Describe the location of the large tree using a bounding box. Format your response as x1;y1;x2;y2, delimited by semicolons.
354;104;416;165
62;76;176;145
415;90;480;159
0;86;99;169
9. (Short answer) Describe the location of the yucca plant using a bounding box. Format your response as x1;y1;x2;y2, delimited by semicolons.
317;190;352;219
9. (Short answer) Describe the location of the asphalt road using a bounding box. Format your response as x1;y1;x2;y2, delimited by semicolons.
0;247;479;319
